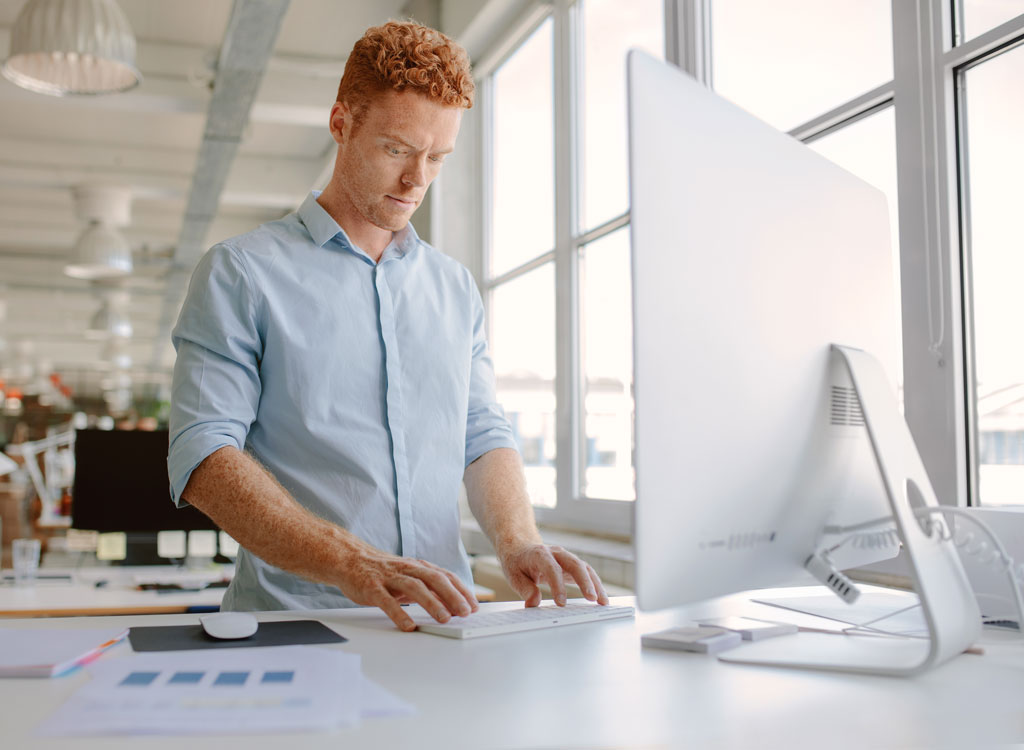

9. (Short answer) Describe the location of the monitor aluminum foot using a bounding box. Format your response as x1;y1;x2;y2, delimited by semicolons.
725;345;980;677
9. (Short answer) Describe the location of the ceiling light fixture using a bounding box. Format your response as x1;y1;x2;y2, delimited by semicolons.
65;185;134;279
101;338;132;370
1;0;141;96
85;302;132;340
85;288;132;340
65;221;133;279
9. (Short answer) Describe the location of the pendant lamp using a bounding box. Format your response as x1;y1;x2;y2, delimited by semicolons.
2;0;141;96
65;185;134;279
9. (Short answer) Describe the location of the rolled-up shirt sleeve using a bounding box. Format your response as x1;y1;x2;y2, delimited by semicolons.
168;243;263;506
464;283;518;468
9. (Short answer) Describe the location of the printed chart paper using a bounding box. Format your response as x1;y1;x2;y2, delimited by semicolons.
38;646;363;736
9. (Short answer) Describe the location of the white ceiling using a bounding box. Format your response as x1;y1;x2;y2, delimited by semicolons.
0;0;410;402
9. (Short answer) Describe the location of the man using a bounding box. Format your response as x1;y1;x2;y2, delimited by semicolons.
168;20;608;632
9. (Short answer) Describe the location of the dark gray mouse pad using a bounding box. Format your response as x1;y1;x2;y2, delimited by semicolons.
128;619;347;652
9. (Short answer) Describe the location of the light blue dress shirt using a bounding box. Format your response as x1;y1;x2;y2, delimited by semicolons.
168;192;517;611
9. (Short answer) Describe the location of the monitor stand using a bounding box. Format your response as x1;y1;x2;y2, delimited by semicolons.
719;344;981;676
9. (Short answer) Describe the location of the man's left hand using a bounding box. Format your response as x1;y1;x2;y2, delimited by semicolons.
499;543;610;607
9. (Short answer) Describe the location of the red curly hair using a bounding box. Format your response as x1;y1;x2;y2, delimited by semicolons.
337;21;474;125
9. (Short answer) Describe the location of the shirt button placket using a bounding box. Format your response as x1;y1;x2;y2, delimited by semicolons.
375;262;416;558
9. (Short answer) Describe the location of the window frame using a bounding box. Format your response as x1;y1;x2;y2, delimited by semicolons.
477;0;675;536
948;8;1024;506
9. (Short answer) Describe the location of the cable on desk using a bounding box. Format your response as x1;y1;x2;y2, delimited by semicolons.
822;507;1024;639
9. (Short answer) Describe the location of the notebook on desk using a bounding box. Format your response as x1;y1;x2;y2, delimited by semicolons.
0;627;127;677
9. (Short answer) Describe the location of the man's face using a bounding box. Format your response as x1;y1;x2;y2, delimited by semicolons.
331;90;462;233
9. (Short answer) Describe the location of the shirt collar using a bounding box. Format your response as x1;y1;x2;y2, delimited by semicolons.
389;221;421;257
298;191;421;261
297;191;346;248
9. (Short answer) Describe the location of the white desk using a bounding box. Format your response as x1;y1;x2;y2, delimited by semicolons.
0;566;230;617
0;589;1021;749
0;566;495;617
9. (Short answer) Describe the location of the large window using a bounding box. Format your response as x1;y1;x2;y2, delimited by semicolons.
474;1;1024;536
579;0;664;230
580;225;634;501
489;18;555;278
491;264;557;509
808;106;904;397
487;19;558;511
481;0;662;534
577;0;663;506
961;37;1024;505
712;0;903;396
710;0;893;132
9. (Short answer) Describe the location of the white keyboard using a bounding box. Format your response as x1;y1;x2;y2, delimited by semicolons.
417;602;635;639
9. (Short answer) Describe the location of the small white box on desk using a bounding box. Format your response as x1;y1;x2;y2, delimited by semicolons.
641;626;742;654
696;616;799;641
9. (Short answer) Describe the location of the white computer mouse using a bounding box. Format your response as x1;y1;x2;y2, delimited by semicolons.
200;612;259;640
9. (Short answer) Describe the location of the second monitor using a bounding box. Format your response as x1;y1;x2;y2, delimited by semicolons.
72;428;219;563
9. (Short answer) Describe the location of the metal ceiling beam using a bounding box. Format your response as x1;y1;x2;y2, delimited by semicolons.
0;153;319;209
0;68;329;127
148;0;291;373
0;137;322;181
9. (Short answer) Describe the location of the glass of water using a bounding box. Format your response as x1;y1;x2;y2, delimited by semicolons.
12;538;41;587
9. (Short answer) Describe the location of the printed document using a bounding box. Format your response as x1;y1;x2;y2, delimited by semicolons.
38;645;386;736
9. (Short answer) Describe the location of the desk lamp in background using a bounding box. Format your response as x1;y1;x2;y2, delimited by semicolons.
0;451;17;478
0;451;19;565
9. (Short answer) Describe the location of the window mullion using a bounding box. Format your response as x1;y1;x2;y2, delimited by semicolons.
553;0;581;513
789;82;895;143
577;211;630;248
943;10;1024;67
670;0;712;84
891;0;967;506
481;76;495;294
485;249;557;290
954;64;979;509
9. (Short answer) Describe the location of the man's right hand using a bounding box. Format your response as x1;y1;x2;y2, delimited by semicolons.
182;447;477;632
336;547;479;632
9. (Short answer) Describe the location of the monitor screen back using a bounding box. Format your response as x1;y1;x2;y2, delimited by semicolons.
628;50;900;611
71;428;218;533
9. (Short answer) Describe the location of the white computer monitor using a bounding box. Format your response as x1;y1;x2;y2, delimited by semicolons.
627;50;978;674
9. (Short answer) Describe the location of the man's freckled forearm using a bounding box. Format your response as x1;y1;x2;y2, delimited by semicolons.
183;446;359;586
465;448;543;555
